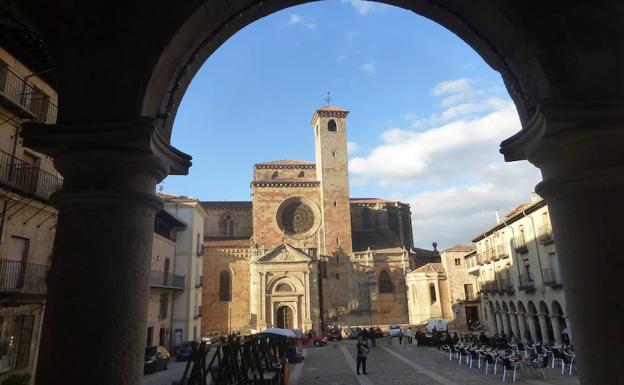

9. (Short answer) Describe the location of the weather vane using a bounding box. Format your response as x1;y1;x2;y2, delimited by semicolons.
325;91;332;105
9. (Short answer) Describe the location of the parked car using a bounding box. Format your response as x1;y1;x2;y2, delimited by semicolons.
327;327;342;341
425;319;448;333
175;342;193;361
348;327;362;339
144;346;170;374
388;325;402;337
369;327;384;338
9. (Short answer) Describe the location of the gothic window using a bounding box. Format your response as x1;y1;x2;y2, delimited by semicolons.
220;215;234;236
328;119;337;132
281;202;314;235
219;270;231;302
378;270;394;293
298;171;305;177
429;283;437;304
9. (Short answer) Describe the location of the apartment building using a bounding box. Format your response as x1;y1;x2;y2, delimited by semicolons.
466;194;570;345
0;48;60;380
146;210;186;351
162;194;207;343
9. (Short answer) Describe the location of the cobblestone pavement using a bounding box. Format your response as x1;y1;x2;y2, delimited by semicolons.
294;338;581;385
141;338;582;385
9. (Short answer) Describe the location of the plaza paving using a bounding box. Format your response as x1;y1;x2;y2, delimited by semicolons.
143;338;581;385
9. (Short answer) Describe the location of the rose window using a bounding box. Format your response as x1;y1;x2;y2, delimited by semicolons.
281;202;314;234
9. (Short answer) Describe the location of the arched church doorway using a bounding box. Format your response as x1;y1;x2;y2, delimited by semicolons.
276;306;293;329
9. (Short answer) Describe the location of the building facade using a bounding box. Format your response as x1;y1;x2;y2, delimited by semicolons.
0;47;60;381
201;106;446;335
163;195;207;343
146;210;186;351
467;194;570;344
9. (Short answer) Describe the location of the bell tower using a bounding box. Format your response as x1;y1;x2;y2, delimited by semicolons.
311;104;353;256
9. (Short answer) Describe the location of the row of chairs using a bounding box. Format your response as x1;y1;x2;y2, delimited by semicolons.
442;342;575;383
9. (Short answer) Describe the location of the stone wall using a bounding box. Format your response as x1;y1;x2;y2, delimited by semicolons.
203;206;252;238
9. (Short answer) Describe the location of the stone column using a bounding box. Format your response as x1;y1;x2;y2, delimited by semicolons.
527;315;539;342
502;312;511;336
259;272;266;322
538;314;550;343
303;271;310;319
564;316;573;344
509;312;520;340
501;101;624;385
516;312;528;342
23;119;190;385
551;316;563;345
487;302;497;333
495;312;503;334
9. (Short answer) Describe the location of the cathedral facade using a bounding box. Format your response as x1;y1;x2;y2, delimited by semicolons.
201;106;446;334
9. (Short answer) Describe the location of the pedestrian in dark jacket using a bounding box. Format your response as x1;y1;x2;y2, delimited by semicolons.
356;336;369;375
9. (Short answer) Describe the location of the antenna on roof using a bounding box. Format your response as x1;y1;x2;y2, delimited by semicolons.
325;91;332;105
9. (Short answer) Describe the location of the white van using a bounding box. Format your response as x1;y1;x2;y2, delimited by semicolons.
425;319;448;333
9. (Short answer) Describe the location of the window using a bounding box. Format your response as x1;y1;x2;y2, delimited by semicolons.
328;119;337;131
271;171;278;179
331;151;336;158
378;270;394;293
159;328;167;347
146;326;154;346
220;215;234;236
0;315;35;370
298;171;305;177
464;284;474;300
429;283;437;304
454;258;461;266
335;273;340;279
219;270;231;301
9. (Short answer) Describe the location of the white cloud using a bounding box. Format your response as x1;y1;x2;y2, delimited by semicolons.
348;78;541;249
341;0;386;15
287;14;316;29
360;61;376;75
287;14;303;25
347;141;360;155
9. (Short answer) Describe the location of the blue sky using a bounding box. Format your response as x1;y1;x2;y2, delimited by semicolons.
165;0;541;249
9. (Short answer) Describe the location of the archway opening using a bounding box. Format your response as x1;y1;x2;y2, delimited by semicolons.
276;306;294;329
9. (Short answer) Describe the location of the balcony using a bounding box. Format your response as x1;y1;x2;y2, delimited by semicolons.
542;267;563;288
194;305;202;319
518;273;535;291
513;237;528;254
149;271;185;290
477;250;491;265
481;281;497;294
0;259;48;295
495;244;509;259
538;225;554;245
0;61;57;123
0;149;63;201
195;275;203;288
466;257;479;273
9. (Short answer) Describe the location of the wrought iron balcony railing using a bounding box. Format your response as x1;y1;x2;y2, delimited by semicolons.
513;237;528;253
481;281;497;293
0;259;48;294
0;149;63;201
0;61;57;123
495;244;509;259
538;225;554;244
518;273;535;290
149;270;185;289
542;267;563;288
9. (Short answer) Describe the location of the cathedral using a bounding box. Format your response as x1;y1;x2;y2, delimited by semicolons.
200;105;450;334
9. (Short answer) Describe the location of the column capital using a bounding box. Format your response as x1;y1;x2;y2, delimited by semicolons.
500;99;624;197
22;117;192;176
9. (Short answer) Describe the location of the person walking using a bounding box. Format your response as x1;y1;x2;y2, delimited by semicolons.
406;327;413;344
398;328;403;345
356;336;369;375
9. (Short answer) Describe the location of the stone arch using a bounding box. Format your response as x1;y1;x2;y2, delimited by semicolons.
495;301;502;312
527;301;538;315
551;300;564;316
502;302;509;312
539;300;550;315
140;1;570;139
509;301;517;312
378;270;394;293
517;301;527;314
267;274;305;294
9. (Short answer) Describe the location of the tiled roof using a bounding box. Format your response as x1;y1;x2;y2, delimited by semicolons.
444;244;476;252
317;105;348;112
158;192;199;202
413;262;445;273
505;203;529;218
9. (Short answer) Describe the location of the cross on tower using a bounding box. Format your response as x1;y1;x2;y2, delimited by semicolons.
325;91;332;105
